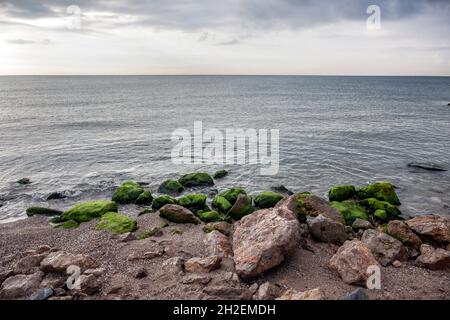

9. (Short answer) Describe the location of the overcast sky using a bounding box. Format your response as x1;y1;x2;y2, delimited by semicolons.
1;0;449;75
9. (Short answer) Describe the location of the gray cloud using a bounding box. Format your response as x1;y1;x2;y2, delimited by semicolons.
6;39;35;44
215;39;239;46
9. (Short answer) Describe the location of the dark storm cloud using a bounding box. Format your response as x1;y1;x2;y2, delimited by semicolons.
0;0;448;30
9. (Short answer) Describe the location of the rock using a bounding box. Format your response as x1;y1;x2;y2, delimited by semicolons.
112;181;145;204
0;269;14;286
17;178;31;185
26;207;63;217
185;256;222;273
138;227;163;239
60;200;118;223
83;268;105;277
203;286;252;300
228;194;254;220
213;170;228;179
392;260;402;268
162;257;184;274
197;210;223;222
219;188;247;204
361;229;408;266
132;267;148;279
159;204;199;224
40;251;99;273
297;194;342;222
203;221;233;236
270;185;294;195
36;245;52;254
277;288;325;300
55;220;80;229
328;185;356;202
158;179;184;195
254;191;284;209
204;231;233;258
77;274;100;295
386;220;422;249
40;273;65;289
181;274;212;285
357;182;400;205
330;200;368;225
406;214;450;244
307;214;348;243
407;162;447;171
233;207;300;278
178;172;214;187
352;218;373;230
127;248;165;261
138;208;153;216
119;232;138;242
341;288;368;300
28;287;53;300
329;240;379;285
416;244;450;270
14;253;48;274
254;282;283;300
212;195;232;214
135;191;153;205
178;194;208;213
361;198;400;221
0;271;44;299
95;212;138;234
152;195;178;210
46;192;67;200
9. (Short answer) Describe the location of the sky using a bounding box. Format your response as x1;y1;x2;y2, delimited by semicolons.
0;0;449;76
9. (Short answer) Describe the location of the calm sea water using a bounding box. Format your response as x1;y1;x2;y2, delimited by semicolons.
0;76;449;222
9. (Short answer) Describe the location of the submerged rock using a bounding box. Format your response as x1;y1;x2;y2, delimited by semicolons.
357;182;400;205
26;207;62;217
46;192;67;200
60;200;117;223
330;201;368;225
307;214;348;243
386;220;422;249
407;162;447;171
213;170;228;179
254;191;284;209
112;181;145;204
416;244;450;270
361;229;408;266
270;185;294;195
328;185;356;202
152;195;177;210
406;214;450;244
158;179;184;195
178;172;214;187
17;178;31;185
159;204;199;224
95;212;138;234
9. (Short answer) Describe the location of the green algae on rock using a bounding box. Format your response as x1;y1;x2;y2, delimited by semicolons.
152;195;178;210
328;185;356;202
177;194;207;212
112;181;145;204
213;170;228;179
178;172;214;187
26;207;63;217
330;200;368;225
228;194;254;220
361;198;400;221
158;179;184;195
96;212;138;234
212;195;232;214
60;200;118;223
357;182;400;205
135;191;153;205
55;220;79;229
138;227;162;239
159;204;199;224
197;210;223;222
254;191;284;209
219;188;247;204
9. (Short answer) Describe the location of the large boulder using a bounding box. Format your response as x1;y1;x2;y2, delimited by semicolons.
329;240;379;285
361;229;408;266
178;172;214;187
159;204;199;224
233;207;300;278
307;214;348;243
386;220;422;249
297;194;342;222
40;251;99;273
112;181;145;204
254;191;284;209
152;195;177;210
416;244;450;270
177;194;207;212
0;271;44;299
95;212;138;234
328;185;356;202
228;194;254;220
357;182;400;205
158;179;184;195
330;201;368;225
60;200;118;223
406;214;450;244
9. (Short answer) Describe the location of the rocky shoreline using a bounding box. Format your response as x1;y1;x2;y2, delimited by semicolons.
0;172;449;300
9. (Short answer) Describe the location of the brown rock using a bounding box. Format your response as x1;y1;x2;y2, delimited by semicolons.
40;251;98;273
119;232;137;242
301;195;342;222
277;287;325;300
329;240;379;286
181;274;211;285
162;257;184;274
204;231;233;258
406;214;450;244
203;221;233;236
416;244;450;270
159;204;199;224
254;282;283;300
77;274;100;295
352;218;373;230
392;260;402;268
387;220;422;249
233;206;300;278
14;253;48;274
127;248;165;261
40;273;65;289
361;229;408;266
307;214;348;243
0;271;44;299
131;267;148;279
83;268;105;277
185;256;222;273
36;245;52;254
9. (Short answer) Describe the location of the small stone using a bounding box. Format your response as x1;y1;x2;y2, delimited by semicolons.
181;274;211;285
392;260;402;268
36;245;52;254
162;257;185;274
185;256;222;273
352;218;373;230
83;268;105;277
28;287;54;300
119;232;137;242
341;288;368;300
254;282;283;300
277;287;325;300
203;221;233;236
127;248;165;261
132;267;148;279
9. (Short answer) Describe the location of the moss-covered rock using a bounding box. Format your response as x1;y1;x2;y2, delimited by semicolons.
357;182;400;205
17;178;31;185
138;227;162;239
361;198;400;220
219;188;247;204
213;170;228;179
197;210;223;222
60;200;118;223
228;194;254;220
212;195;232;214
152;195;177;210
330;200;368;225
295;193;343;223
135;191;153;205
26;207;62;217
158;179;184;195
95;212;137;234
159;204;199;224
254;191;284;209
178;172;214;187
328;185;356;202
112;181;145;204
54;219;80;229
374;209;388;221
177;194;207;212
